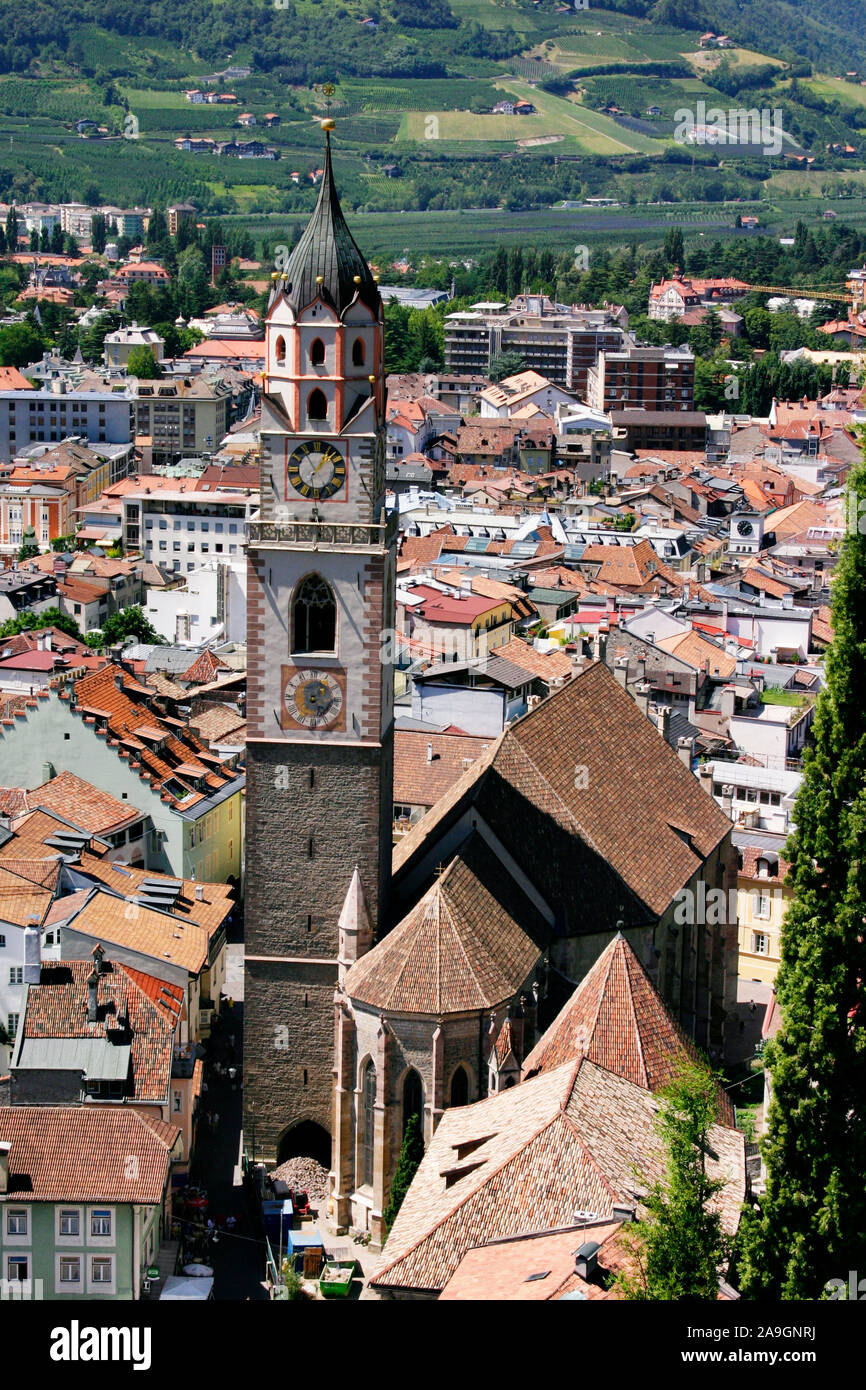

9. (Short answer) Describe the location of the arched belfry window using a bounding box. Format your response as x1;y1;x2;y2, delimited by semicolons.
352;338;365;367
310;337;325;366
275;335;286;365
403;1068;424;1136
450;1065;469;1108
361;1060;376;1188
308;387;327;421
293;574;336;654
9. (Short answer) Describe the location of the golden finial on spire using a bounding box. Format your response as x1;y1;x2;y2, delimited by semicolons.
317;82;336;131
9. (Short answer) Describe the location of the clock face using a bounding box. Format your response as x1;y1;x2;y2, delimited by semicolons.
284;669;344;729
287;440;346;500
737;519;754;537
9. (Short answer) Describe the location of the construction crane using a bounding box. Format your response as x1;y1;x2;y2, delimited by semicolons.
746;283;857;306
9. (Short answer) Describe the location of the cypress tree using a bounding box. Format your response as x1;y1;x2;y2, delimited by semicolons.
382;1114;425;1235
739;447;866;1299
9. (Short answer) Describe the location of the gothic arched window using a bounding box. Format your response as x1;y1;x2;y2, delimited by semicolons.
361;1059;376;1188
403;1068;424;1135
352;337;365;367
450;1065;469;1108
308;387;327;421
310;337;325;366
275;335;286;365
292;574;336;654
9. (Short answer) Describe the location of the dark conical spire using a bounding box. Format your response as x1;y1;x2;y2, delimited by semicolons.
281;131;379;318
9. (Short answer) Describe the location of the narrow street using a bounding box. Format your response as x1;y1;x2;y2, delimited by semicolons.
186;943;270;1300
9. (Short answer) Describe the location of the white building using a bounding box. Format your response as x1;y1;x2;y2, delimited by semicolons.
697;760;801;835
121;478;259;577
145;560;248;645
103;324;166;368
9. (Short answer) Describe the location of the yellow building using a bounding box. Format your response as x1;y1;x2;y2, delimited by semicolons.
737;846;791;985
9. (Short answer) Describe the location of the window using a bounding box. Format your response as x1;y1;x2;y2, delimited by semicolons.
307;387;327;421
59;1209;80;1236
292;574;336;654
752;932;769;955
450;1066;469;1108
91;1257;112;1284
9;967;22;985
310;337;325;366
59;1257;81;1284
756;892;771;920
361;1060;376;1188
352;337;365;367
6;1256;28;1282
7;1014;19;1040
6;1209;27;1236
403;1068;423;1136
275;335;286;366
91;1210;111;1237
173;1091;182;1113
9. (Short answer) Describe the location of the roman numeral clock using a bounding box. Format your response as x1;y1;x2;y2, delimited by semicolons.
287;439;347;501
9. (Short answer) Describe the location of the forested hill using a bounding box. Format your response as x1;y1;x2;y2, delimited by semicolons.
0;0;864;80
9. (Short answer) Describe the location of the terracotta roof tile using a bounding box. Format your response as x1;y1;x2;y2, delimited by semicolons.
0;1106;178;1203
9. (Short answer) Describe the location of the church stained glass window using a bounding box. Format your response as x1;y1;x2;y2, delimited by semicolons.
361;1060;376;1187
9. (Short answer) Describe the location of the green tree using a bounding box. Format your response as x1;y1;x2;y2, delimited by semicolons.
0;322;43;367
91;213;107;255
126;346;163;379
739;444;866;1301
663;226;685;271
17;525;39;561
383;1114;424;1235
489;350;525;382
0;608;81;640
90;606;165;647
613;1060;732;1301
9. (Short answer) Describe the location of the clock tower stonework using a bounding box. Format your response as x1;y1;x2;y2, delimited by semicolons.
244;128;396;1167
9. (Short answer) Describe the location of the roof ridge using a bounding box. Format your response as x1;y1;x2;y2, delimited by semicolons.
615;937;650;1090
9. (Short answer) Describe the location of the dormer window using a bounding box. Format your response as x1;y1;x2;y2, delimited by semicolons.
310;337;325;367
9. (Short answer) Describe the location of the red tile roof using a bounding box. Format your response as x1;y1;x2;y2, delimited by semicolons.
522;933;736;1125
0;1106;179;1203
20;958;182;1102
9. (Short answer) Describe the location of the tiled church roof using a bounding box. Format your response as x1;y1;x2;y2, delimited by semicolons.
393;663;731;928
372;1056;745;1294
522;933;736;1126
344;832;545;1015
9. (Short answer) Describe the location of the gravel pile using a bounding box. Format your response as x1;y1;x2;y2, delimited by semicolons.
270;1157;330;1204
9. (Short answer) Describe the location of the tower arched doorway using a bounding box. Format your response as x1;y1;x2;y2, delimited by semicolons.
276;1120;331;1169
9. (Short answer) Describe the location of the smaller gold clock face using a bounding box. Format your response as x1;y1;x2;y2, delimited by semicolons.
284;669;344;729
287;440;346;500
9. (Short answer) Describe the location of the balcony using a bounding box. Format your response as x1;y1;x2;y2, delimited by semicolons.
248;512;397;551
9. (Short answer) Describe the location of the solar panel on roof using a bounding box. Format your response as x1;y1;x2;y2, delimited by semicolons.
510;542;537;559
142;878;182;891
464;537;490;553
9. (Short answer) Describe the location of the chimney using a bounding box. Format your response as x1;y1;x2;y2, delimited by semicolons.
698;763;714;795
23;921;41;985
635;681;651;717
635;657;646;683
575;1241;600;1281
86;966;99;1024
655;706;671;741
92;942;106;974
611;1203;635;1224
721;784;734;821
426;740;433;764
195;884;204;901
0;1142;10;1195
614;656;629;688
677;735;694;769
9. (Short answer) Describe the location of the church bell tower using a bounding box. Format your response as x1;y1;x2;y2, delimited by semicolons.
244;123;396;1167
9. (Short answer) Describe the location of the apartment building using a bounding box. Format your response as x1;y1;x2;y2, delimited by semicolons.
120;476;258;575
0;387;135;464
133;377;231;465
587;344;695;413
444;295;629;394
